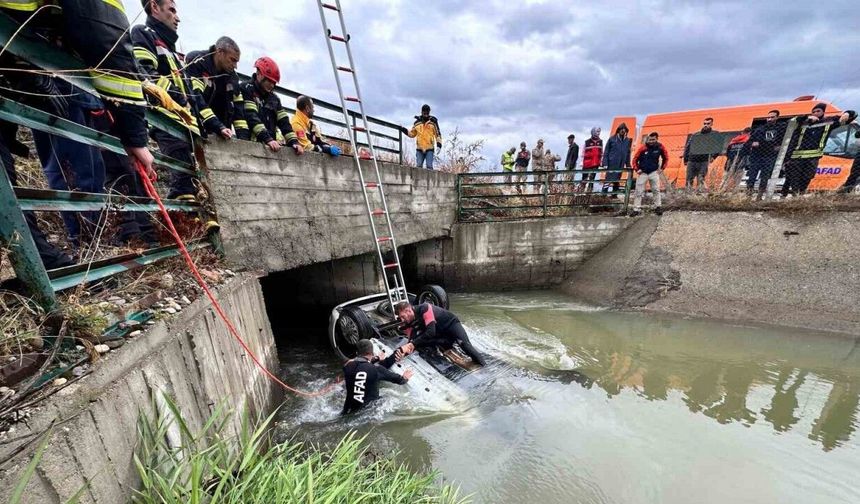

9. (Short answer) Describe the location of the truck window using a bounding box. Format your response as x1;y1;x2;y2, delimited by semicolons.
824;124;851;157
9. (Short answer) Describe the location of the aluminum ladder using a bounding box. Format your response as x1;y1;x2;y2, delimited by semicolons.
316;0;408;308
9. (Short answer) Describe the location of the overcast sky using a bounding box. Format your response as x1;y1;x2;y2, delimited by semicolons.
124;0;860;169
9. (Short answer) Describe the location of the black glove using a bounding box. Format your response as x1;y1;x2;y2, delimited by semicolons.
436;141;442;150
400;126;409;135
845;110;857;123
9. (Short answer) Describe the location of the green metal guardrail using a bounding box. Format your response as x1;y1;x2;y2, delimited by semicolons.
0;11;193;143
0;14;213;311
457;169;634;222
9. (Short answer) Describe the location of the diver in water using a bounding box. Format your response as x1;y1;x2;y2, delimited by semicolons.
342;339;413;415
395;302;487;366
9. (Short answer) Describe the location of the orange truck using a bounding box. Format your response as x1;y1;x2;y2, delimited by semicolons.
609;97;859;190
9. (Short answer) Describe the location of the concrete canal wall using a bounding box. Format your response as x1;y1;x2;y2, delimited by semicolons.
0;274;281;504
403;216;633;291
563;211;860;336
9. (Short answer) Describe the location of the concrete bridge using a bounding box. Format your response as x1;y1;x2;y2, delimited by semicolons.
203;140;459;274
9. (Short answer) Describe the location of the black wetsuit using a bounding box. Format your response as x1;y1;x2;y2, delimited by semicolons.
405;304;486;366
342;355;406;414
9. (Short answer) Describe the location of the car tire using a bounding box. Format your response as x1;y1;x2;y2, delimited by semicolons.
331;306;375;361
416;284;449;310
375;293;417;319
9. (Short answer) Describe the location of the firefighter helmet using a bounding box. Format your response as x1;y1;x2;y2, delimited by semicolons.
254;57;281;84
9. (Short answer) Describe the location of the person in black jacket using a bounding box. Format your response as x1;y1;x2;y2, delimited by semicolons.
683;117;718;192
602;123;632;194
396;302;487;366
185;37;250;139
746;110;786;198
342;339;412;414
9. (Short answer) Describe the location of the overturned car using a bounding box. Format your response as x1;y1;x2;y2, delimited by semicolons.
329;285;484;382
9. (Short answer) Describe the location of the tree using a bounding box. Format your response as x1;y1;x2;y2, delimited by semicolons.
437;127;485;173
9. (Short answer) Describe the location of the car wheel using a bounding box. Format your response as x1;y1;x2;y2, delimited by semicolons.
331;306;375;361
416;284;449;310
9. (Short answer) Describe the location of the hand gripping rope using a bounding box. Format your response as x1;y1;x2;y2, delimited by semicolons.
133;161;342;398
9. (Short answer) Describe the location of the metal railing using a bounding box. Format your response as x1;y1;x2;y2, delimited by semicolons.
237;73;406;163
457;169;633;222
0;12;212;311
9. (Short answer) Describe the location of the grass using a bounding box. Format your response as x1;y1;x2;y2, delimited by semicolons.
133;396;470;504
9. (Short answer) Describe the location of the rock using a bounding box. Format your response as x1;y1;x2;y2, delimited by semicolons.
53;378;68;387
120;320;141;329
160;273;175;289
180;296;191;305
58;384;79;397
164;297;175;303
224;269;236;277
75;345;84;351
8;356;16;362
106;339;125;350
145;321;155;326
107;296;122;302
129;330;142;338
0;387;15;399
72;366;87;377
201;269;222;283
98;302;111;309
94;344;110;354
163;307;177;315
113;299;127;307
169;302;182;311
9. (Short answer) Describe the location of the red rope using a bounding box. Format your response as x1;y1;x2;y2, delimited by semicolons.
134;161;342;398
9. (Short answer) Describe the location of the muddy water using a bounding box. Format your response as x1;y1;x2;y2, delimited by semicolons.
275;292;860;504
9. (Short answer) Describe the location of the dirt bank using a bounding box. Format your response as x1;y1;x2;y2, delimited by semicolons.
562;211;860;336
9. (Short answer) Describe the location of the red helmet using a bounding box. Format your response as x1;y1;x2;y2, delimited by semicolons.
254;57;280;84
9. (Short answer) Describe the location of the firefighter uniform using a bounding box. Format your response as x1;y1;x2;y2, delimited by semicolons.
131;16;201;136
783;110;857;195
0;0;149;149
184;49;249;139
238;75;299;148
131;16;202;198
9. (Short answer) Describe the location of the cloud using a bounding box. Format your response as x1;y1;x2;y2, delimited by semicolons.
125;0;860;169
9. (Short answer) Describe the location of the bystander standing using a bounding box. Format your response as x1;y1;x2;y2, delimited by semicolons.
782;103;856;196
581;127;603;192
602;123;631;195
683;117;718;192
631;132;669;216
746;110;785;199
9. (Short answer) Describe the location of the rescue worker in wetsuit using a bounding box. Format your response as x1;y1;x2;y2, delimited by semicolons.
342;339;412;415
395;301;487;366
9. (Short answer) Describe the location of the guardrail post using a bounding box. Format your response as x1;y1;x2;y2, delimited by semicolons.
457;174;462;221
0;162;57;311
623;169;632;215
542;173;549;218
398;128;404;165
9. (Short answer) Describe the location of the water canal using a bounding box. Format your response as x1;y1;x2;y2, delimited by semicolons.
275;292;860;504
